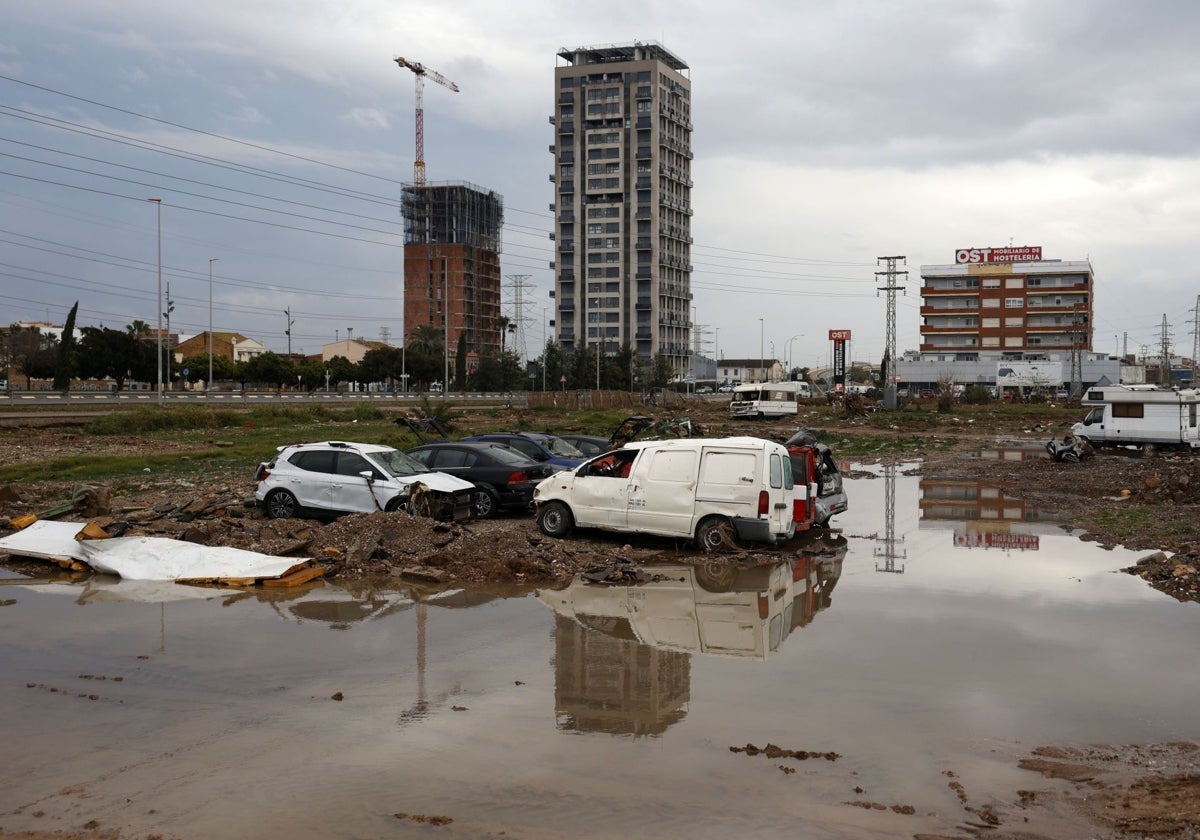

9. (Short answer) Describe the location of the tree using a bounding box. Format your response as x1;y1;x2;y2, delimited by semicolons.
497;315;517;353
77;326;151;390
178;353;238;386
359;346;404;388
408;324;443;356
324;355;357;390
294;359;326;392
455;332;467;392
53;302;79;390
7;325;57;388
469;351;504;392
242;352;293;391
649;354;674;388
538;341;567;391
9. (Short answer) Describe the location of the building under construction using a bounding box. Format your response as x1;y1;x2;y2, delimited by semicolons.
402;182;504;372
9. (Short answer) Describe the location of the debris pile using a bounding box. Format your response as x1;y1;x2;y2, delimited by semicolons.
1124;550;1200;603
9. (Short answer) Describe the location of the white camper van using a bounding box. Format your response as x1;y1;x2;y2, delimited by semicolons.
729;381;813;419
533;437;797;549
1072;386;1200;449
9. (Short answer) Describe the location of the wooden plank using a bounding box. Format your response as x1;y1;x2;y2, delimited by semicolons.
261;564;329;588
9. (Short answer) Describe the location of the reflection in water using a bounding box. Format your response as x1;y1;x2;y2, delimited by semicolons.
537;536;845;736
968;446;1048;462
874;463;906;573
920;476;1055;551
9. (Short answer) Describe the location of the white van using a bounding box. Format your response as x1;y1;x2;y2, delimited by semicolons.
533;437;797;549
729;381;812;418
1073;386;1199;449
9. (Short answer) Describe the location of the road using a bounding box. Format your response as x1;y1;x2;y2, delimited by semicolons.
0;389;525;406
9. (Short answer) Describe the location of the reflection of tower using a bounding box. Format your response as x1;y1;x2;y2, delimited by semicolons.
874;463;906;573
551;614;689;737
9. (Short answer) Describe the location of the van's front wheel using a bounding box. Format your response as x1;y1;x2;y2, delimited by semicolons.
696;515;736;552
537;501;574;538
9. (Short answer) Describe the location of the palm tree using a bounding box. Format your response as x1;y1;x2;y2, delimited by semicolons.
498;316;511;352
408;324;444;356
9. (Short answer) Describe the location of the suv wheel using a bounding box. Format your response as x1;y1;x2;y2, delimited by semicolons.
537;501;573;538
265;489;298;519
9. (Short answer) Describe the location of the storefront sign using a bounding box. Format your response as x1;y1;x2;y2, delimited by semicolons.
955;246;1042;264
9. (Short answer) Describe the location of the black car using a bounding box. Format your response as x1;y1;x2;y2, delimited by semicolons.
555;434;611;457
405;442;552;518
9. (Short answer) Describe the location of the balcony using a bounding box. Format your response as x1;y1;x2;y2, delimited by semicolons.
635;297;651;310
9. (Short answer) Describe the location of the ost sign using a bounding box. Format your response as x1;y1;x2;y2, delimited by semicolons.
828;329;851;341
955;246;1042;264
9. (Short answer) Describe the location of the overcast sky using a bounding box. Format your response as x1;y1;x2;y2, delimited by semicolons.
4;0;1199;370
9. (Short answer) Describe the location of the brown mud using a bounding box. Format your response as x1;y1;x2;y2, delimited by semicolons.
1;400;1198;839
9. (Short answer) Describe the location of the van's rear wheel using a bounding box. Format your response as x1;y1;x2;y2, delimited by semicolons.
537;501;574;538
695;560;737;592
696;515;736;552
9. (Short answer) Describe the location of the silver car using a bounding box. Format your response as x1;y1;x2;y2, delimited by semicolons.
254;440;475;520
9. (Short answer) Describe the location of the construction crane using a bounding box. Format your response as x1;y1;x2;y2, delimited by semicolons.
394;56;459;187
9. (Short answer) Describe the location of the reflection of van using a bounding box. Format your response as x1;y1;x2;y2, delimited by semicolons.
1072;386;1199;449
537;548;844;660
729;381;812;418
533;437;797;549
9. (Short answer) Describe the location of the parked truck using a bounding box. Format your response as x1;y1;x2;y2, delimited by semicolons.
1072;385;1200;450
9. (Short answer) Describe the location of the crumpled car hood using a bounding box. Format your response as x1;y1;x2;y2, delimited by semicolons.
402;472;475;493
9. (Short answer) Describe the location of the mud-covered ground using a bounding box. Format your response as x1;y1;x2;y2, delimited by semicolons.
2;400;1196;600
1;403;1198;840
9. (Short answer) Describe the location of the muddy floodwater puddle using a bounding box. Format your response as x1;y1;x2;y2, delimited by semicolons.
2;469;1198;839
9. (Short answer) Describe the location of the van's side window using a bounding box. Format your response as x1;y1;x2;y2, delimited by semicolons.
769;453;782;488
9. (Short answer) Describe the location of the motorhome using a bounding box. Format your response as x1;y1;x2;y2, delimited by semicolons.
729;381;813;419
1072;385;1200;449
533;437;798;549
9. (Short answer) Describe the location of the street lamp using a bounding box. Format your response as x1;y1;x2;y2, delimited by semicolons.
148;198;162;401
208;258;218;391
787;333;805;377
758;318;764;384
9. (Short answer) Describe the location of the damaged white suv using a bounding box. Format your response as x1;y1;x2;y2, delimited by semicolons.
254;441;475;521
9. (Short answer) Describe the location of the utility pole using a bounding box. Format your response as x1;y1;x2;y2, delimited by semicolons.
1191;296;1200;386
283;307;295;357
503;273;533;363
876;255;908;409
874;463;906;573
208;258;218;391
148;197;162;402
1070;303;1085;396
162;282;174;387
1157;314;1173;386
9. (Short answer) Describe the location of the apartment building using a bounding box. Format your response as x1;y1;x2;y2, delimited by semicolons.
550;42;693;374
919;246;1093;353
896;245;1109;390
402;183;504;366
